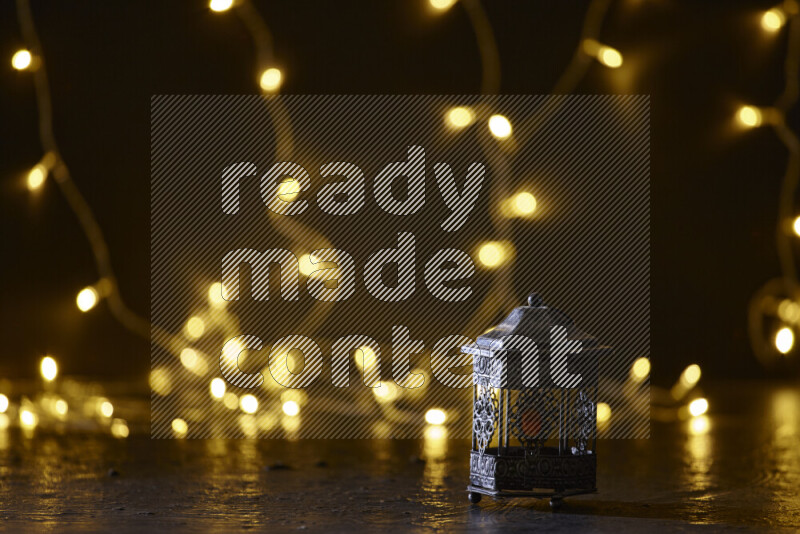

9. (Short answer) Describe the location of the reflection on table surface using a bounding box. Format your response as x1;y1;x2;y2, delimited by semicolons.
0;381;798;532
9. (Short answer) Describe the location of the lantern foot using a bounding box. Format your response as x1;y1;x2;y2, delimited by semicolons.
468;492;482;504
549;496;563;511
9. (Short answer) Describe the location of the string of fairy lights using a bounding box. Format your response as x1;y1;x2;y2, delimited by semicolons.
5;0;797;439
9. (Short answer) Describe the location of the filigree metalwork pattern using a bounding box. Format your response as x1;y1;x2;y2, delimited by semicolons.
573;390;595;454
473;386;498;453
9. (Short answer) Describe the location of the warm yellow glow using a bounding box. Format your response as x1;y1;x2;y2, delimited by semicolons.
446;106;474;129
354;346;378;369
477;241;510;268
40;356;58;381
598;46;623;68
223;392;239;410
689;415;710;435
210;0;234;12
630;357;651;382
281;414;301;432
222;338;245;364
511;192;537;216
99;401;114;418
373;382;399;403
0;394;8;413
150;368;171;395
430;0;457;10
778;299;800;323
793;216;800;237
55;399;68;416
737;105;762;128
240;394;258;414
488;114;512;139
425;408;447;425
776;327;794;354
27;164;47;191
171;418;188;436
680;364;702;387
76;286;99;312
596;402;611;423
208;282;227;308
689;398;709;417
210;378;226;399
180;348;199;370
298;253;318;276
0;414;9;430
184;316;205;339
20;409;38;429
12;49;32;70
761;8;786;31
282;400;300;416
111;418;129;438
259;67;283;92
276;177;299;201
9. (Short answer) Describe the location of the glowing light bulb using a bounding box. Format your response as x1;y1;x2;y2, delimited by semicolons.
111;418;129;438
210;378;226;399
430;0;457;10
446;106;474;129
282;400;300;416
477;241;511;268
259;67;283;92
0;394;8;413
55;399;68;416
488;114;512;139
583;39;622;68
12;49;32;70
776;327;794;354
20;410;38;429
598;46;623;68
208;282;227;308
27;164;47;191
209;0;233;12
689;398;709;417
40;356;58;381
737;105;762;128
680;364;702;387
425;408;447;425
76;286;99;312
150;368;171;395
240;394;258;414
172;418;188;436
596;402;611;423
630;357;651;382
354;346;378;369
761;8;786;32
276;177;299;201
184;316;205;339
373;382;399;403
512;192;536;216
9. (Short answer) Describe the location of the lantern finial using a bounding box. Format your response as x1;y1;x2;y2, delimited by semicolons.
527;293;544;307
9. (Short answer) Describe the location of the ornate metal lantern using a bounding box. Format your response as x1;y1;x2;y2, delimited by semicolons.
463;293;609;510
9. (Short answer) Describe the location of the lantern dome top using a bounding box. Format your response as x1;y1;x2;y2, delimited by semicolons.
472;292;600;353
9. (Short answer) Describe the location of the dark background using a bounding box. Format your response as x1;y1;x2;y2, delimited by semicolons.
0;0;796;385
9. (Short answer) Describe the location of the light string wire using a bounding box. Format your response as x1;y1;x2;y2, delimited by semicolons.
748;5;800;366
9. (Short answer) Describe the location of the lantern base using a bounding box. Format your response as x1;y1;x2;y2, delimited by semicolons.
466;484;596;508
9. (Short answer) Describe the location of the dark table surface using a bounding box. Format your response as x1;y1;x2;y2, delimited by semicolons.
1;380;799;532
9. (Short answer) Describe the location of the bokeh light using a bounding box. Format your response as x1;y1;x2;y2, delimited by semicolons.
210;378;226;399
184;316;205;339
282;400;300;416
76;286;99;312
0;394;8;413
259;67;283;92
445;106;474;129
689;398;709;417
424;408;447;425
27;164;46;191
240;394;258;414
209;0;234;12
171;418;188;436
429;0;457;11
40;356;58;382
737;105;762;128
477;241;512;268
596;402;611;423
488;114;512;139
761;8;786;32
775;327;794;354
630;357;651;382
11;49;32;70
